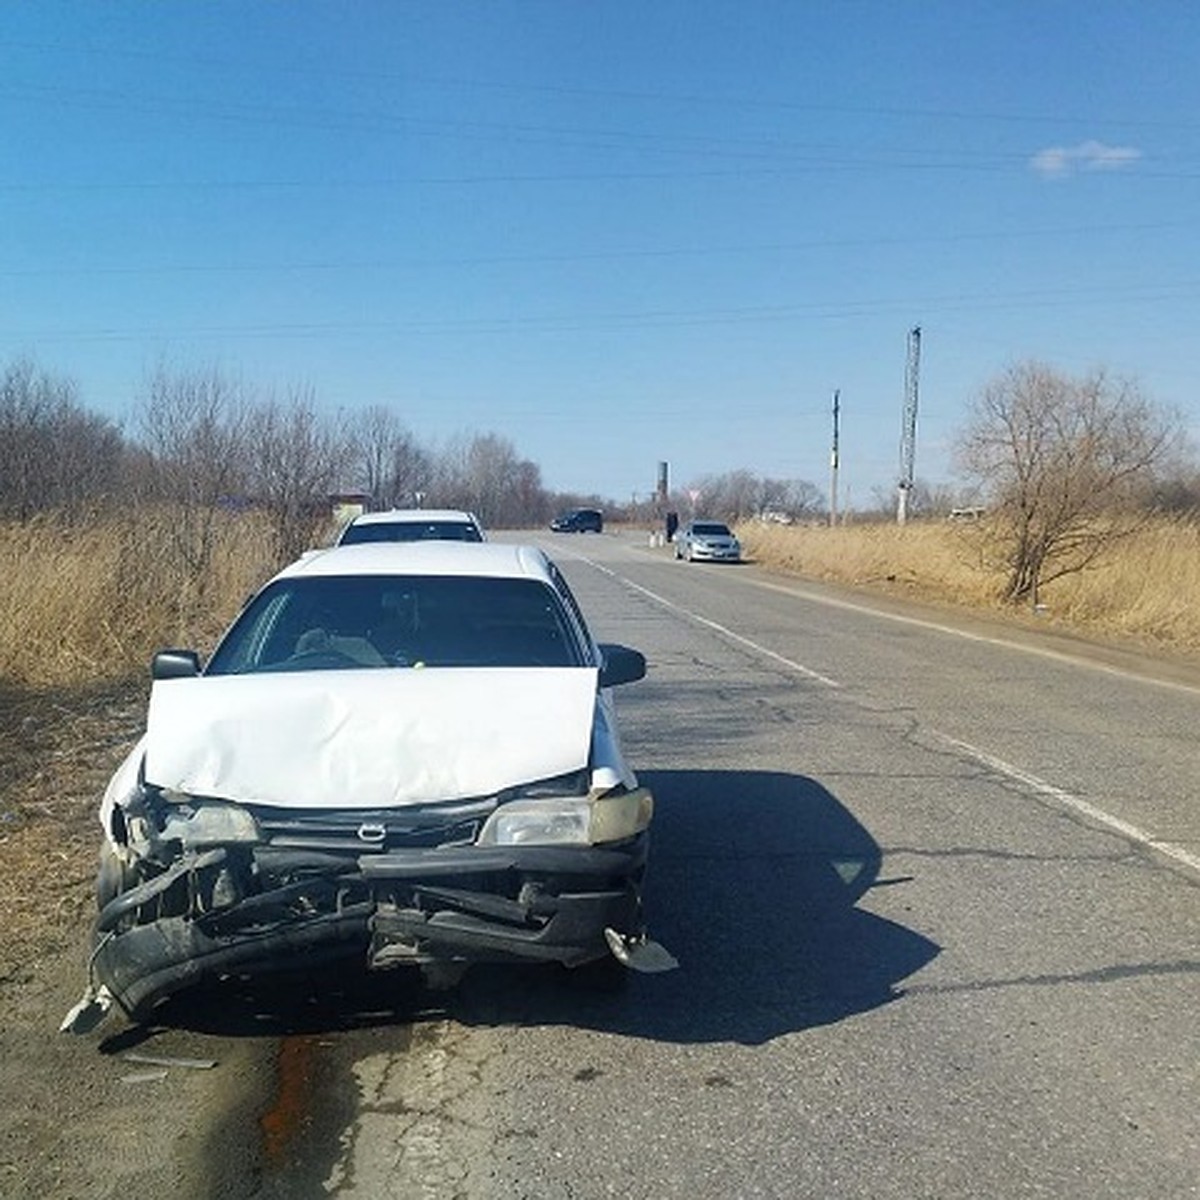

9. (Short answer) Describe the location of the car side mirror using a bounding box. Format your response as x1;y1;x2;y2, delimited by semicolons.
598;643;646;688
151;649;203;680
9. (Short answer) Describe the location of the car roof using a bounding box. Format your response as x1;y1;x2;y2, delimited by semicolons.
347;508;480;526
277;541;555;583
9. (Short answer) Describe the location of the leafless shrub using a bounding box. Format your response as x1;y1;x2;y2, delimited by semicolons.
434;432;545;528
133;364;252;624
0;358;124;522
245;388;351;564
681;469;825;523
347;405;432;509
954;362;1182;605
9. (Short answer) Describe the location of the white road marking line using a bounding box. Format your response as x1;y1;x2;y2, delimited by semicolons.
581;556;840;688
747;577;1200;698
937;732;1200;875
562;541;1200;876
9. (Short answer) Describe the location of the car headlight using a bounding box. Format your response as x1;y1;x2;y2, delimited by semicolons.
477;787;653;846
159;798;262;848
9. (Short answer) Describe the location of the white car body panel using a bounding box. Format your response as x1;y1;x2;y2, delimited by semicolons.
142;667;598;810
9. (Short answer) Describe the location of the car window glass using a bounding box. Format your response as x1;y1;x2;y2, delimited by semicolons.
547;561;595;663
340;521;481;544
206;576;583;674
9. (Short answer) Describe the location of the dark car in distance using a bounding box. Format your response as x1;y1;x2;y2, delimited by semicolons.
551;508;603;533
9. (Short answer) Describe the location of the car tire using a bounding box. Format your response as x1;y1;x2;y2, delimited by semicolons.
95;843;136;910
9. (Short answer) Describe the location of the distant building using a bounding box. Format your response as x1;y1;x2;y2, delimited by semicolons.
330;492;371;525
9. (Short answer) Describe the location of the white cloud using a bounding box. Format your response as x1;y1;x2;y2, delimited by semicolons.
1030;140;1142;178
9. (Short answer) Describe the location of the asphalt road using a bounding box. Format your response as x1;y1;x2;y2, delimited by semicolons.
201;527;1196;1199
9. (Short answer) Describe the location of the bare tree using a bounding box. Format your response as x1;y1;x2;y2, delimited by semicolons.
245;388;350;563
0;358;123;521
954;362;1182;604
770;477;826;520
134;364;251;605
1148;469;1200;516
509;458;549;527
434;432;546;527
684;469;825;523
348;405;432;508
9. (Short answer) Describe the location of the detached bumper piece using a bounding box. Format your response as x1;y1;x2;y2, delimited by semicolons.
92;904;374;1022
90;835;649;1021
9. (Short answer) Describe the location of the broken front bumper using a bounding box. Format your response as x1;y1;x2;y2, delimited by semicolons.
91;837;648;1021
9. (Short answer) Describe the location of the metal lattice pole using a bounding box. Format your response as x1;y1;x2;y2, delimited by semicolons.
897;325;921;525
829;388;840;527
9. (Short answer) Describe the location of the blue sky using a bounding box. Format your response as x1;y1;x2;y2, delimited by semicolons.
3;2;1198;507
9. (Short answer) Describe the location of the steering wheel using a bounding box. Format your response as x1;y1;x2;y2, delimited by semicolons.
283;648;358;669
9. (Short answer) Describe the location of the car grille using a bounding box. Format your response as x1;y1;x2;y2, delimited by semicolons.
246;798;498;853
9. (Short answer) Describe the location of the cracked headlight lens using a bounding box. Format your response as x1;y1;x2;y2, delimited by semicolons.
477;787;653;847
159;799;262;848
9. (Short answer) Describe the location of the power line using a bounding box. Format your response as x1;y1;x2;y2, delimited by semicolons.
1;219;1192;278
8;279;1199;344
8;37;1200;133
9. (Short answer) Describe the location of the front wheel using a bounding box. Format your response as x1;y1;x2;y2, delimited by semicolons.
95;843;136;910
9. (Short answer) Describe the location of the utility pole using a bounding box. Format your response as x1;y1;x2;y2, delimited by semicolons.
829;388;840;527
897;325;921;525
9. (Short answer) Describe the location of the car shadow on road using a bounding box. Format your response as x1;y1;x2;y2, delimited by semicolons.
447;769;940;1046
106;770;938;1049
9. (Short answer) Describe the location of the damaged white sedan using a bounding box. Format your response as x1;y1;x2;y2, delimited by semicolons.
67;541;672;1029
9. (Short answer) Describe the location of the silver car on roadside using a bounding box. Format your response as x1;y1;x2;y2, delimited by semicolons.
674;520;741;563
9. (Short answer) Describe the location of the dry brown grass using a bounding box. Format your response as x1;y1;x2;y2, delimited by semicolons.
1040;517;1200;646
5;505;1198;690
0;507;284;973
0;507;281;689
738;515;1200;653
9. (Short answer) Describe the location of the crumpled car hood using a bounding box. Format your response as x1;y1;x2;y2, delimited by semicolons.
143;667;598;809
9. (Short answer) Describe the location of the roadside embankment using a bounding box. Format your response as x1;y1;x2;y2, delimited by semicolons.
736;517;1200;657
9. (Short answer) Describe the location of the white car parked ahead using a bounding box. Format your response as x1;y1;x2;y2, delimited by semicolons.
336;508;485;545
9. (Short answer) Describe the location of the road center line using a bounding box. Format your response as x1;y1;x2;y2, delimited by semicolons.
936;732;1200;876
582;558;840;688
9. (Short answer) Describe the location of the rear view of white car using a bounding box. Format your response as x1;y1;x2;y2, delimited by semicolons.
337;508;485;545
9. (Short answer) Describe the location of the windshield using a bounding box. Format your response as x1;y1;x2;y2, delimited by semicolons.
206;575;585;674
693;522;732;536
340;520;482;544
